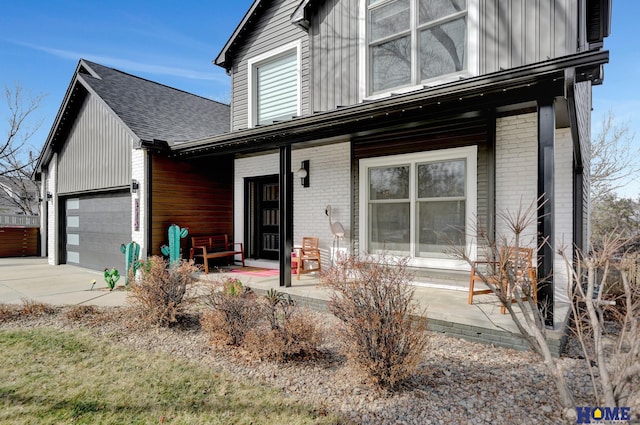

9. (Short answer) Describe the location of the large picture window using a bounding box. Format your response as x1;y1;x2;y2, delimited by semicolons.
367;0;468;95
248;41;301;127
360;146;477;269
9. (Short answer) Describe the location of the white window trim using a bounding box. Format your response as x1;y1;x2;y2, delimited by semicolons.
359;146;477;270
358;0;479;102
247;40;302;128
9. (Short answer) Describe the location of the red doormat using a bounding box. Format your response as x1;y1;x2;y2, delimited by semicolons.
229;268;279;277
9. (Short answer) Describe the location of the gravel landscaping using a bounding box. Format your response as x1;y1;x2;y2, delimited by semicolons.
1;304;637;425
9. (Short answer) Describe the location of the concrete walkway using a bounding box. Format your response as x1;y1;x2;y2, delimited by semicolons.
0;257;128;306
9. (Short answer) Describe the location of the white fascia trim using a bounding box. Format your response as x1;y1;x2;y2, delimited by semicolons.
358;146;477;270
247;39;302;129
358;0;367;103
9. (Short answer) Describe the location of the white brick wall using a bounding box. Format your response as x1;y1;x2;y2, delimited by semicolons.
554;127;573;305
496;112;576;309
234;152;279;253
292;143;351;263
131;146;146;256
234;142;351;265
495;113;538;247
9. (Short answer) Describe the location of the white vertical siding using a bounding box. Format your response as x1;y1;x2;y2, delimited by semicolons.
47;154;58;265
131;147;146;257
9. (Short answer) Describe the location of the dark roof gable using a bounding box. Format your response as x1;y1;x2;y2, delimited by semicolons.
79;60;230;143
35;59;230;175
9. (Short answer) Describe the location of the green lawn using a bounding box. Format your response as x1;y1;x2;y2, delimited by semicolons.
0;328;343;424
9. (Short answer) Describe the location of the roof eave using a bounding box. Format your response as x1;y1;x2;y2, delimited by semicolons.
214;0;264;69
33;59;93;176
175;50;609;157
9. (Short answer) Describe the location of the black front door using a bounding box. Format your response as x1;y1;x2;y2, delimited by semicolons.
245;175;279;260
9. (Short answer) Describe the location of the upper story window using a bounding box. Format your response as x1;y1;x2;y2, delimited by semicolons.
248;41;301;127
367;0;468;95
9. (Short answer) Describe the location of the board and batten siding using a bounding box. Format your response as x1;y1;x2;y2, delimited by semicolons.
303;0;580;112
311;0;360;113
473;0;577;74
230;0;310;131
57;94;133;194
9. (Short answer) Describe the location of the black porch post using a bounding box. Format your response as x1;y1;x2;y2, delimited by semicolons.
537;99;555;327
279;145;293;287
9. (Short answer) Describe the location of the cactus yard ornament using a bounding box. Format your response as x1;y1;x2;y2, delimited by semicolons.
161;224;188;266
120;241;141;285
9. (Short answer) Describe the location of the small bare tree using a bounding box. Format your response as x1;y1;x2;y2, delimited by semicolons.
590;111;639;200
1;84;46;215
563;236;640;409
451;200;576;417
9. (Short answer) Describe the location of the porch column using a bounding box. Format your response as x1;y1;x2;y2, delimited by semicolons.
279;145;293;287
537;98;555;328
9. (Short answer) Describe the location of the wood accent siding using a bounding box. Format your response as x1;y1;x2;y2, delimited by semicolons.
57;94;133;194
149;154;233;256
0;227;39;257
230;0;310;131
311;0;360;112
480;0;578;74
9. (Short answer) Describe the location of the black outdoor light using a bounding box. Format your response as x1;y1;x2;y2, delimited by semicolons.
297;160;309;187
131;179;139;193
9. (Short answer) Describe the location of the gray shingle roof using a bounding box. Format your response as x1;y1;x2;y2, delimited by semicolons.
80;60;229;143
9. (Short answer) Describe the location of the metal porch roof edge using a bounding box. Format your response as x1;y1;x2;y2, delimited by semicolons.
173;49;609;158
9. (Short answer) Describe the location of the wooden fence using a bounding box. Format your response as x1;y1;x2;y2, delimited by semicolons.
0;227;39;257
0;214;39;227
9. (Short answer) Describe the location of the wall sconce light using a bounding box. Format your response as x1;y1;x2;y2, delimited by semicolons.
297;160;309;187
46;192;53;201
131;179;139;193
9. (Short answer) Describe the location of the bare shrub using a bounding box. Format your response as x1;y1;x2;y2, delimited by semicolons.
565;237;640;410
0;299;56;322
128;256;199;327
65;305;99;322
0;304;19;322
322;253;428;390
20;298;56;316
244;289;324;362
200;277;258;346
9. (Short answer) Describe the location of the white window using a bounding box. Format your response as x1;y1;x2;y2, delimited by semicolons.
248;41;301;127
363;0;478;97
359;146;476;269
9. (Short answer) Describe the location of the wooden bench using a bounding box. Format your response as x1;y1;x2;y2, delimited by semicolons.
189;235;245;274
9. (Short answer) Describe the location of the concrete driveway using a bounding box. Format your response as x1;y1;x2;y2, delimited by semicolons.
0;257;128;306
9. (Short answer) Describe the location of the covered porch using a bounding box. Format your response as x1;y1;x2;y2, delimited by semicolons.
198;267;569;356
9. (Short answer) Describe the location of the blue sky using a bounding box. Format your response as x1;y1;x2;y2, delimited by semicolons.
1;1;638;197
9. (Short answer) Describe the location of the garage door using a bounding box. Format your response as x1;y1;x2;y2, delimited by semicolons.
64;192;131;271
